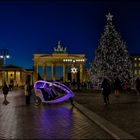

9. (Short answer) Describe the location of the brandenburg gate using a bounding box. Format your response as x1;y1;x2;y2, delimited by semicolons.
33;41;86;83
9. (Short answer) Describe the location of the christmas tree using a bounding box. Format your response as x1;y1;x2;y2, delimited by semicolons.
86;62;99;89
93;13;133;83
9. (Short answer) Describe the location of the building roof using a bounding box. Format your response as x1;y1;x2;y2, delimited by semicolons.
0;64;25;71
4;65;23;69
26;69;34;71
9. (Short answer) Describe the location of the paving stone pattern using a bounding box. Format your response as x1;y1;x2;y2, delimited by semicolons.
0;89;112;139
75;91;140;139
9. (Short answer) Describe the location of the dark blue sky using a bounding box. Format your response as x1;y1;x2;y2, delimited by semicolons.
0;0;140;69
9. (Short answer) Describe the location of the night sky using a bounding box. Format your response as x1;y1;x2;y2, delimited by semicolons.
0;0;140;69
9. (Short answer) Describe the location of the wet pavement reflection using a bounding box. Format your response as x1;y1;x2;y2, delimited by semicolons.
0;89;112;139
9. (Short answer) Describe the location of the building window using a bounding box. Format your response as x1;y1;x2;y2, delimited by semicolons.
139;70;140;75
139;63;140;67
139;58;140;61
134;70;137;75
135;63;137;67
135;58;137;60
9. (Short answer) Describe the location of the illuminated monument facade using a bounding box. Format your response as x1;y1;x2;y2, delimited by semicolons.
0;65;33;86
33;41;86;83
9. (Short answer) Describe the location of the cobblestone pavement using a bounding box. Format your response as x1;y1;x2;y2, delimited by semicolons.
74;90;140;139
0;88;113;139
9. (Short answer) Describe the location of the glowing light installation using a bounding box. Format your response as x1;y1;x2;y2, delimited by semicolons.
71;67;77;74
34;80;74;104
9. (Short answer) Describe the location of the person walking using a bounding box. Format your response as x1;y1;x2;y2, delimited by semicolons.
2;82;9;105
101;78;111;105
135;77;140;95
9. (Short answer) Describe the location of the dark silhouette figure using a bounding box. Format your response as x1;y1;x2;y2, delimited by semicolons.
2;82;9;105
114;77;121;97
135;77;140;95
69;97;74;106
25;83;32;105
101;78;111;105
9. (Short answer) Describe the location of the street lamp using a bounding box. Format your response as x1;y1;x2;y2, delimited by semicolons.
0;49;10;84
0;49;10;65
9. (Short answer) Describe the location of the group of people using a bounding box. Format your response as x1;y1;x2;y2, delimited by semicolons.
101;76;140;105
101;77;123;105
2;77;140;106
1;81;32;105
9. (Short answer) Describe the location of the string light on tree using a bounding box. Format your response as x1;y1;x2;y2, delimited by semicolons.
92;12;133;83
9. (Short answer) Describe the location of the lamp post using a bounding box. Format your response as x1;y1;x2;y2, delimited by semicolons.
0;49;10;83
0;49;10;65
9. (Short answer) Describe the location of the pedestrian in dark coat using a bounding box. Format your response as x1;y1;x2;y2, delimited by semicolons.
135;77;140;95
101;78;111;105
2;82;9;105
25;83;32;105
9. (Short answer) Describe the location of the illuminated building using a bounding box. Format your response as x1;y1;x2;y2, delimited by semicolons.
0;65;33;86
131;54;140;76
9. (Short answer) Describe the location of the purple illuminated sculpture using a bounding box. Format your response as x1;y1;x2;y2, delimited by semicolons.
34;80;74;105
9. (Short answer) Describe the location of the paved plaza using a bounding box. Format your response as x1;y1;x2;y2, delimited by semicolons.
74;90;140;139
0;88;113;139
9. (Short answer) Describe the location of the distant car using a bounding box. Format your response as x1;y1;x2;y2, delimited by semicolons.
34;80;74;105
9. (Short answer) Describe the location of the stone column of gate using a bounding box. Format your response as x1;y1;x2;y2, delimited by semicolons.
80;64;83;83
31;73;34;86
65;65;68;82
75;64;77;82
20;71;22;86
14;71;16;86
63;64;67;82
52;63;55;81
6;71;8;83
42;64;47;80
33;63;38;82
2;71;4;85
71;64;74;83
0;72;3;86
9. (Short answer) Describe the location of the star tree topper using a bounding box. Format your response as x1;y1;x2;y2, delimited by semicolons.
106;12;113;21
